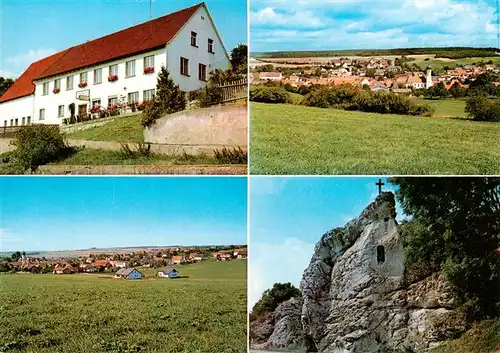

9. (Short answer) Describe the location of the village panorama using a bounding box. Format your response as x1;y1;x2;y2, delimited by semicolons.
249;47;500;175
0;176;248;352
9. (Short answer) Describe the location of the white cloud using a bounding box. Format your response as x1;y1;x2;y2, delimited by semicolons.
0;69;17;79
2;48;56;77
248;237;315;311
250;7;326;28
0;229;23;247
251;0;497;51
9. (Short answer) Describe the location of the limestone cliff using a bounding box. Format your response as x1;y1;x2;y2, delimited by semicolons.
251;192;467;353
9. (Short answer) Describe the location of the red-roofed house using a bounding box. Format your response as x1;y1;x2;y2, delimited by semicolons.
0;2;230;126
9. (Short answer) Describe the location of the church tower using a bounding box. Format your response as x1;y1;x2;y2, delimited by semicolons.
426;68;432;89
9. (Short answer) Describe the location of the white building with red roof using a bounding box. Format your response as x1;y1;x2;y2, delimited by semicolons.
0;2;230;126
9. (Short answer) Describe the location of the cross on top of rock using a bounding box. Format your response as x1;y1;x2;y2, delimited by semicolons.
376;179;385;195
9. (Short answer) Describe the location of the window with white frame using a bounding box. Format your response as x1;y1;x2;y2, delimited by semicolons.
208;38;214;53
66;76;74;90
128;91;139;103
191;31;198;47
108;96;118;106
198;63;207;81
10;119;13;126
94;68;102;84
15;118;18;126
27;116;31;125
22;117;25;125
180;57;189;76
39;109;45;121
126;60;135;77
92;99;101;108
58;105;64;118
144;55;154;70
42;82;49;95
54;79;61;90
143;89;155;101
109;64;118;76
80;72;87;84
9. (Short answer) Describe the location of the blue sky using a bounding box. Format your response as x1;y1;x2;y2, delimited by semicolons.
0;0;247;78
250;0;499;52
0;177;247;252
249;177;404;309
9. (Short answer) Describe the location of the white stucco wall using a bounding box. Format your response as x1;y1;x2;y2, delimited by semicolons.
0;96;35;126
165;6;231;92
32;48;167;125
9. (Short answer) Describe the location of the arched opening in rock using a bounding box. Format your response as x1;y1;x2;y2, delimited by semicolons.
377;245;385;264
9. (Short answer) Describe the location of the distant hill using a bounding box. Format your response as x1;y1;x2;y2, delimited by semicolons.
252;47;499;59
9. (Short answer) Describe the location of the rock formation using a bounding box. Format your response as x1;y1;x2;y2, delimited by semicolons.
251;192;467;352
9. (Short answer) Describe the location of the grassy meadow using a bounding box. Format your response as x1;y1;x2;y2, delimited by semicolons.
412;56;500;70
66;113;144;143
0;260;247;353
250;102;500;175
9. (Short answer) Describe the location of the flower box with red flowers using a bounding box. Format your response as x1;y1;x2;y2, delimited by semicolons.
90;106;101;114
53;88;60;94
108;75;118;82
107;104;119;111
143;67;155;74
78;82;87;88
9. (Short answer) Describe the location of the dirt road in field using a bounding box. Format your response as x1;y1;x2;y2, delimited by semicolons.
38;164;247;175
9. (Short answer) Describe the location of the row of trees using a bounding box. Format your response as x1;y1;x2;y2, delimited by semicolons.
392;177;500;319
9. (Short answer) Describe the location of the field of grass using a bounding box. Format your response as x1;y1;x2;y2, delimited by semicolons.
413;98;467;118
412;57;500;70
0;260;247;353
250;102;500;175
66;113;144;143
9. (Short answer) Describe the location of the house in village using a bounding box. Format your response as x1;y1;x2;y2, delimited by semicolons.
233;248;248;259
157;267;181;279
259;72;283;81
188;252;203;262
114;267;143;279
171;255;188;264
213;251;233;261
0;2;230;126
53;263;77;274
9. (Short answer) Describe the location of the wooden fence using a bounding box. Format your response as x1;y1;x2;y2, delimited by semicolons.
216;79;248;103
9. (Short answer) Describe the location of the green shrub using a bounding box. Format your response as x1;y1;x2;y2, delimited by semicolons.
250;86;291;104
465;96;500;122
303;85;434;116
142;67;186;127
12;125;75;172
250;282;301;318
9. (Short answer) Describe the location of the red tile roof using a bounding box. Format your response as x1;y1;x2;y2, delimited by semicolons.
38;3;203;79
0;50;68;103
0;2;203;103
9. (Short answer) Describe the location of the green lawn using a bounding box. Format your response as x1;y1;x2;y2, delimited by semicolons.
412;56;500;70
413;98;467;118
250;102;500;175
0;260;247;353
66;113;144;143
